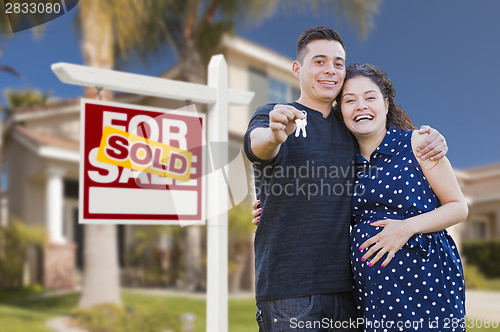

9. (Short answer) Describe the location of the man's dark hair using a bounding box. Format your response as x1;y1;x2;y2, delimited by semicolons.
296;26;345;63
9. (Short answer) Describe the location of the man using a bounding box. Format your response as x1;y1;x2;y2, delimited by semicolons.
243;26;447;332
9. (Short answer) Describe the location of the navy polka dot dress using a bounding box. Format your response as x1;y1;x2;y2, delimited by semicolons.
350;128;465;332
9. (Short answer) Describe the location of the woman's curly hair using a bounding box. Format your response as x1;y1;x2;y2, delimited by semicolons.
335;63;416;131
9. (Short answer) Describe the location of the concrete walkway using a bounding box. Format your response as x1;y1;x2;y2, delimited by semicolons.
46;317;88;332
465;290;500;321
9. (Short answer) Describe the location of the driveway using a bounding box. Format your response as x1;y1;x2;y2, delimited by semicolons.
466;290;500;322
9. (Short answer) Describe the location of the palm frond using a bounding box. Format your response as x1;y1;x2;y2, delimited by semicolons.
0;65;21;78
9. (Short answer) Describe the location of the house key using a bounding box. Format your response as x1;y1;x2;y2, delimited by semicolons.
295;111;307;138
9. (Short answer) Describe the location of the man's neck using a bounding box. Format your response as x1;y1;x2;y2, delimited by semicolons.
296;97;333;118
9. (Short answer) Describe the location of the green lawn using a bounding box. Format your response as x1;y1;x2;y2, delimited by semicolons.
0;291;258;332
486;278;500;292
0;291;498;332
0;292;80;332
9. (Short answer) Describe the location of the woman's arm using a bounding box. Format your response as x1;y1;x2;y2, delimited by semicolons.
405;130;469;233
359;131;468;267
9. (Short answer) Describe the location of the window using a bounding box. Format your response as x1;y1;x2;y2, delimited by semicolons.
471;218;490;239
477;222;487;238
1;166;7;191
248;67;300;119
248;67;269;119
269;78;289;104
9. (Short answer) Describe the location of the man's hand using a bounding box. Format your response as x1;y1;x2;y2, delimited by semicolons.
268;105;306;145
250;105;306;160
416;125;448;161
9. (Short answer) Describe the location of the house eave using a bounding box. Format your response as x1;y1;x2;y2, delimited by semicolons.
12;128;79;163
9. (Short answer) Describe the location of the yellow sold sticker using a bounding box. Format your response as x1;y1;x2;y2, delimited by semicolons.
97;126;192;182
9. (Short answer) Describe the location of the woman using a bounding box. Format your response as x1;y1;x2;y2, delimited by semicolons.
252;64;468;331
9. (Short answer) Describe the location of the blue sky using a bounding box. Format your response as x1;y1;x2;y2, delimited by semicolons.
1;0;499;169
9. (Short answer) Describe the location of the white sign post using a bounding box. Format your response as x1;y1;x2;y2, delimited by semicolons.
52;55;254;332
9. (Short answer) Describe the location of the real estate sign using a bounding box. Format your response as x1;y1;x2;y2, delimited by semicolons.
79;99;205;224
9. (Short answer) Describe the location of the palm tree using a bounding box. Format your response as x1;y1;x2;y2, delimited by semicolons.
147;0;381;83
3;89;51;113
0;46;22;224
0;47;22;106
76;0;157;308
0;64;21;80
0;8;11;33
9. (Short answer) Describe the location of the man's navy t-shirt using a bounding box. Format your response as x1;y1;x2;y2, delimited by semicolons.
244;102;357;302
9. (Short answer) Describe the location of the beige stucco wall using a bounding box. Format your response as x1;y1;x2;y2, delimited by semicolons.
24;179;45;227
462;175;500;197
5;138;44;224
226;50;252;136
457;165;500;241
466;200;500;239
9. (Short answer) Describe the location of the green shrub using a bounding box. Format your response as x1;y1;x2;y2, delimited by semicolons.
463;265;487;289
462;239;500;278
486;278;500;291
228;203;254;273
0;219;47;289
71;303;181;332
0;283;43;302
124;226;173;287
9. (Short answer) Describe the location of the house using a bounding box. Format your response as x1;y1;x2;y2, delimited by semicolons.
456;164;500;240
0;35;498;290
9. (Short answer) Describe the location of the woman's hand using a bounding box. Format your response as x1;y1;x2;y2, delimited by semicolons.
358;219;415;268
251;200;262;225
